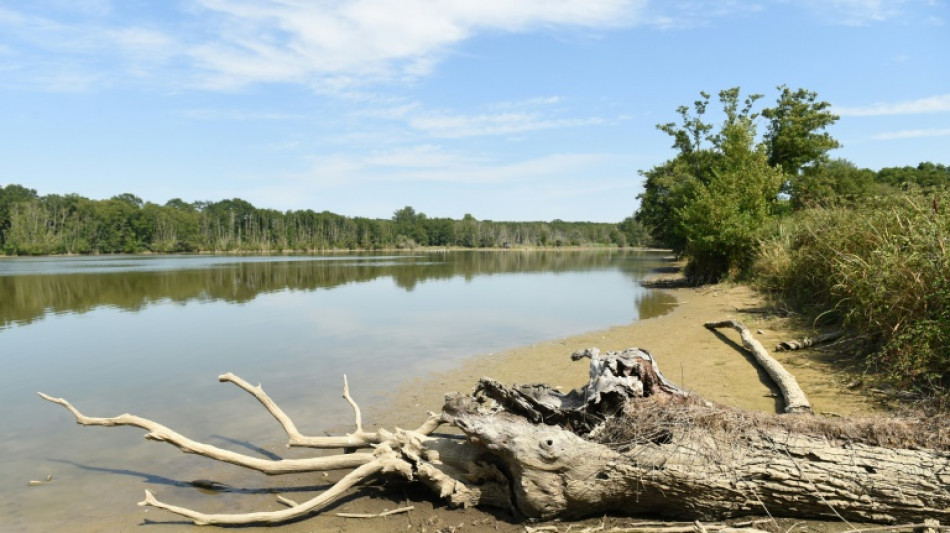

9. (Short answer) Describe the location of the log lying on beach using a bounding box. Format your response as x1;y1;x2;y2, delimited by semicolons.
705;320;812;414
40;335;950;526
775;331;845;352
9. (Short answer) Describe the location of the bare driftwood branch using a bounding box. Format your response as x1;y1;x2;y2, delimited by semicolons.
218;372;442;449
335;505;414;518
40;340;950;526
775;331;845;352
37;392;375;474
704;319;812;414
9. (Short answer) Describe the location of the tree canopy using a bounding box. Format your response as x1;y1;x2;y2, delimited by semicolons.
0;186;638;255
636;86;839;282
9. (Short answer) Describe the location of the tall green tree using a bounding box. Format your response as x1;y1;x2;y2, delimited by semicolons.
679;94;783;281
761;86;840;203
637;88;784;282
392;206;428;246
0;184;39;251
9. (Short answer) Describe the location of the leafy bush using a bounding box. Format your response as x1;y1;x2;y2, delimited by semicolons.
753;192;950;389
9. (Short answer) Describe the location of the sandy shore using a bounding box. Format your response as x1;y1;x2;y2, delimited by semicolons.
253;280;877;533
381;280;875;426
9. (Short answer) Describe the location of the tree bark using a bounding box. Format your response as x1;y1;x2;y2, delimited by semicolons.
41;346;950;526
704;320;812;413
775;331;845;352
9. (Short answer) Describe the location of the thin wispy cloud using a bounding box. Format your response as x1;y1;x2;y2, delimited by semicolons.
409;111;607;139
837;94;950;116
796;0;944;25
644;0;764;29
873;128;950;140
364;145;485;169
0;1;641;92
189;0;640;89
181;108;310;121
348;96;610;140
298;149;612;187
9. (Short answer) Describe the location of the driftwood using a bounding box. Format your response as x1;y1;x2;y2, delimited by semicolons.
40;338;950;526
705;320;812;414
775;331;846;352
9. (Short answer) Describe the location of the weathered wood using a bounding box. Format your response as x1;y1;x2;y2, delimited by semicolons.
704;319;812;413
40;344;950;526
775;331;845;352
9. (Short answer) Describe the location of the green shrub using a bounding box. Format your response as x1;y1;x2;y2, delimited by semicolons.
753;191;950;389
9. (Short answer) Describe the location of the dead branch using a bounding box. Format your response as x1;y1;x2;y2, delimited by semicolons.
775;331;845;352
138;460;387;525
37;392;374;474
335;505;414;518
218;372;442;449
40;343;950;526
704;320;812;413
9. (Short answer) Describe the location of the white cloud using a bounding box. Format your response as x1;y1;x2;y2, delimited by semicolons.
873;128;950;140
826;0;903;23
409;110;606;138
643;1;764;29
188;0;640;89
181;108;310;121
297;148;612;187
0;1;641;92
364;145;483;169
794;0;942;26
837;94;950;116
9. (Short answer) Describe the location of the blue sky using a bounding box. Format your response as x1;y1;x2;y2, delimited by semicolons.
1;1;947;222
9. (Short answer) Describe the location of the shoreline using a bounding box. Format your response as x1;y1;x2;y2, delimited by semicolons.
299;279;879;532
0;246;670;259
48;278;878;533
376;280;876;431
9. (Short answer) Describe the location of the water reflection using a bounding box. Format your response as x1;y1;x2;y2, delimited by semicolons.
0;250;675;532
0;251;669;329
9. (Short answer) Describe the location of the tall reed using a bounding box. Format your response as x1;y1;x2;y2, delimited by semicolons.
754;191;950;389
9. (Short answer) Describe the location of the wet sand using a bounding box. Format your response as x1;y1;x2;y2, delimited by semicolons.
50;279;878;533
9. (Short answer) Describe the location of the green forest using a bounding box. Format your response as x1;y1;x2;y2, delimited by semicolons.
0;190;643;255
635;85;949;391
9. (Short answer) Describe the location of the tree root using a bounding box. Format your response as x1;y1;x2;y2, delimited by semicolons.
40;332;950;526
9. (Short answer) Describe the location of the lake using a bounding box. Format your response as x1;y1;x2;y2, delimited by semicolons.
0;250;674;531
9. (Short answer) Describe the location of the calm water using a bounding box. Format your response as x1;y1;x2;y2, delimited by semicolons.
0;250;674;531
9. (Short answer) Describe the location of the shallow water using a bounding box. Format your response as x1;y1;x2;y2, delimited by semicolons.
0;250;674;532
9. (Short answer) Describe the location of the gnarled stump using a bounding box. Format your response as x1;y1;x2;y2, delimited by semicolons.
41;347;950;526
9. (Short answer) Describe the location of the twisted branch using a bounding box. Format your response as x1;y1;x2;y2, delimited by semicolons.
37;392;374;474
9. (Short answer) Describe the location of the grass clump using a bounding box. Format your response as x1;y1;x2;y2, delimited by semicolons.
753;191;950;391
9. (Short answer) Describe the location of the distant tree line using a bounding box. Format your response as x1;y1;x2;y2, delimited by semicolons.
0;187;650;255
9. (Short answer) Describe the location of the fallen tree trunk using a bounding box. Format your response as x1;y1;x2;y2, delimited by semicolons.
41;344;950;526
705;320;812;413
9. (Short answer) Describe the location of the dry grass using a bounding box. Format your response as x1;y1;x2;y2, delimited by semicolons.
597;397;950;453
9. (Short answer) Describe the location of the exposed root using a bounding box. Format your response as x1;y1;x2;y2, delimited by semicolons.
138;461;386;525
597;396;950;453
37;392;374;474
39;344;950;527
